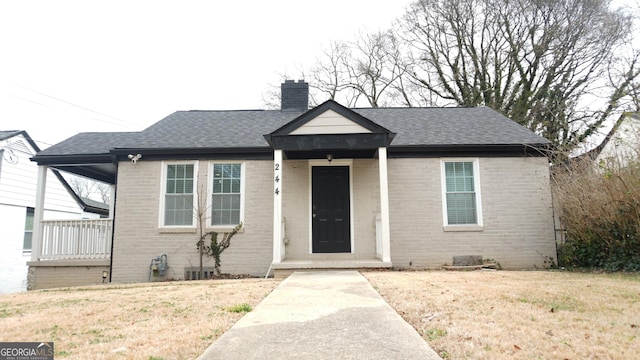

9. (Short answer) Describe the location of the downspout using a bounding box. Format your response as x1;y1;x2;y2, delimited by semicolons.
108;154;119;283
550;172;561;268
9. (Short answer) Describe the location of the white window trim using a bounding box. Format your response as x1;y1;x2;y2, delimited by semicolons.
440;158;483;231
159;160;199;229
207;161;245;231
307;159;355;254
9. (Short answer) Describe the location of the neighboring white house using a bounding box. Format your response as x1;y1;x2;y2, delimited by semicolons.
0;130;107;294
589;112;640;168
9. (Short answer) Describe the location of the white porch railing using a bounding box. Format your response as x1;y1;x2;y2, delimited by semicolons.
38;219;112;260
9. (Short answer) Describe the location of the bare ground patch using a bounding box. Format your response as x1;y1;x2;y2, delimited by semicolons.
364;270;640;359
0;279;278;359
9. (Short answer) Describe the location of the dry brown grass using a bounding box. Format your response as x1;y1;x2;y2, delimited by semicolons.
364;270;640;359
2;271;639;359
0;279;278;359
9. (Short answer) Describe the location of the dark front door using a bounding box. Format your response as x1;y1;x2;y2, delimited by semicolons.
312;166;351;253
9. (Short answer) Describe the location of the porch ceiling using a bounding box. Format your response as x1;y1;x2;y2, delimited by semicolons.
35;153;117;184
52;163;116;184
284;149;378;160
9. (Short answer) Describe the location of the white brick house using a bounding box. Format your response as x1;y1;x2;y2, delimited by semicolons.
30;80;556;286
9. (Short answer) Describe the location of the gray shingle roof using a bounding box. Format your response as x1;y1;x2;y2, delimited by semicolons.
137;110;299;148
354;107;549;146
35;106;548;157
36;132;141;156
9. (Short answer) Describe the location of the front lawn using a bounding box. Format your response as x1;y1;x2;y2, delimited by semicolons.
0;279;278;359
2;271;638;359
365;270;640;359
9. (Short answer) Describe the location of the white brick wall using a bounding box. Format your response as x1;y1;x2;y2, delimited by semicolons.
388;157;556;269
111;159;273;283
110;155;556;283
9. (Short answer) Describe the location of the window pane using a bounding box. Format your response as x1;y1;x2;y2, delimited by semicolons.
213;179;222;193
231;179;241;193
447;193;477;224
175;179;185;193
23;232;32;251
211;194;241;225
166;179;175;193
166;165;194;194
165;195;193;226
464;177;474;191
23;208;34;250
164;164;195;226
214;164;222;177
231;164;241;177
230;210;240;224
230;194;240;209
445;162;454;178
211;164;241;225
24;208;34;230
444;161;477;225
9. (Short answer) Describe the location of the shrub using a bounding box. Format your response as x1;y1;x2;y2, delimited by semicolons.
552;155;640;271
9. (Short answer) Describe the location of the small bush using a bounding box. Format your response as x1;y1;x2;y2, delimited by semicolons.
553;153;640;271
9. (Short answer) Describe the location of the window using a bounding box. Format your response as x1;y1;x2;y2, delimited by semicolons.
163;163;196;226
210;163;243;226
441;160;482;226
23;207;34;252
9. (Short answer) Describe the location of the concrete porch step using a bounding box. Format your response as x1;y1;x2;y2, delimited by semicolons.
272;259;392;279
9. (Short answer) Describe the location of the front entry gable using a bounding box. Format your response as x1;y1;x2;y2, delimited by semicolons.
290;109;371;135
264;100;396;154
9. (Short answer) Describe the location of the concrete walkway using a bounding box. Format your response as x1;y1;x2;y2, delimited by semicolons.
198;271;441;359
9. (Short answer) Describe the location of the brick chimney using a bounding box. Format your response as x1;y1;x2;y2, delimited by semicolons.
281;80;309;112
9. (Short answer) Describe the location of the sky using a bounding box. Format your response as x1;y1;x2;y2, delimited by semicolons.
0;0;413;149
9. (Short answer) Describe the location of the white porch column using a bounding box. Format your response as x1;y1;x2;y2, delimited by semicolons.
378;147;391;263
109;184;116;218
31;165;48;261
272;150;283;263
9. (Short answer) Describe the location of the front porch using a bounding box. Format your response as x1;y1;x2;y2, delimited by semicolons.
27;218;113;290
28;163;116;290
265;101;396;273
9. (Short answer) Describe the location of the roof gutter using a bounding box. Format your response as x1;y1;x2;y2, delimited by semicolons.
388;143;551;158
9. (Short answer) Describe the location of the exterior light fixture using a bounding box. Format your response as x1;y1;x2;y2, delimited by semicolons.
127;153;142;164
102;270;108;283
326;154;333;163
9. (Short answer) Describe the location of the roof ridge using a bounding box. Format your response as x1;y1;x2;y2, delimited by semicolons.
184;109;269;113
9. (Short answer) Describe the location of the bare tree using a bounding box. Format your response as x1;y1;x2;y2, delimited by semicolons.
310;41;360;107
401;0;638;154
194;183;242;278
310;31;412;108
66;174;110;203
